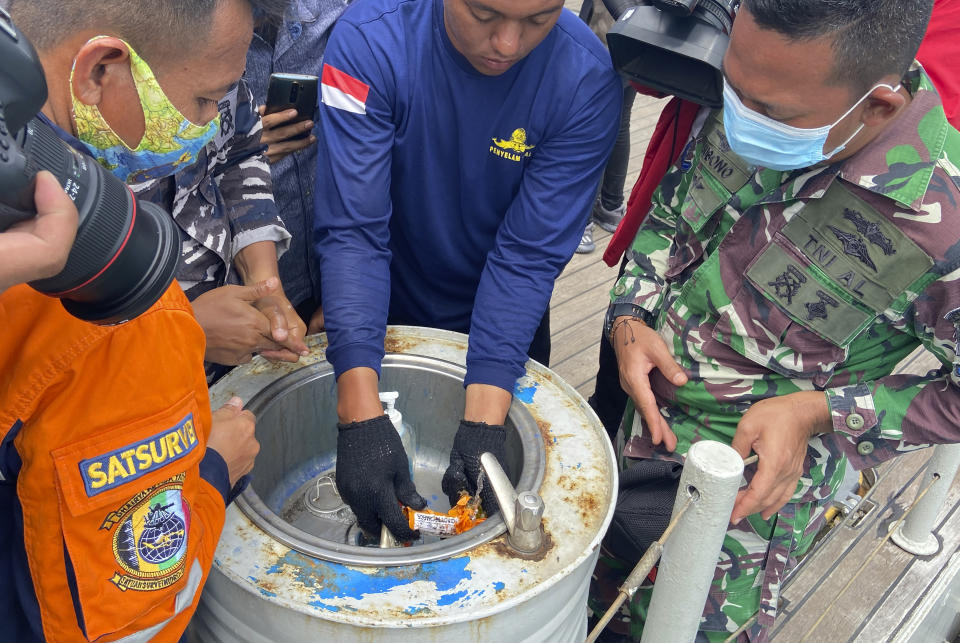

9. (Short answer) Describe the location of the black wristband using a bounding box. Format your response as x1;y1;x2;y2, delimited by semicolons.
604;302;655;344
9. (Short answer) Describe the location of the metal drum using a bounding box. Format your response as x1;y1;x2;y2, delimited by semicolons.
190;327;617;642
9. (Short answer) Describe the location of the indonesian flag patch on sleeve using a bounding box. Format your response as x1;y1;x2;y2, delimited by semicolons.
321;65;370;115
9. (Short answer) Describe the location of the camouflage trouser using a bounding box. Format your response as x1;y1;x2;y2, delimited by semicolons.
588;403;842;641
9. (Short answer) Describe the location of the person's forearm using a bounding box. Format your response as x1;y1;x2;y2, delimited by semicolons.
464;383;512;425
234;240;280;285
336;367;384;424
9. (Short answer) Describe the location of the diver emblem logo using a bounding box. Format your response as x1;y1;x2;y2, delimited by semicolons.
843;208;895;256
137;502;185;564
490;128;535;162
828;225;878;272
108;477;190;592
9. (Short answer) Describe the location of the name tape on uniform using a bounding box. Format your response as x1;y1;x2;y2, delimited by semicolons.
79;414;199;497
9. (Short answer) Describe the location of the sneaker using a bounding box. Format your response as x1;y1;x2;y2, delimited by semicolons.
593;201;626;233
576;221;596;254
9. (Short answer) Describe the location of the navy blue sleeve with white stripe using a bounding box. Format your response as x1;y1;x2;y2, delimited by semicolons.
314;17;396;378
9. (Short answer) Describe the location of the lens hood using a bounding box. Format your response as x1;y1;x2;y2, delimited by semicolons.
608;4;731;108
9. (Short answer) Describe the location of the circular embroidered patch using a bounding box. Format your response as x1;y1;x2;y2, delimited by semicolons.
109;478;190;592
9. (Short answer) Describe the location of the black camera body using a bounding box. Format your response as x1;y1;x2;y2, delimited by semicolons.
606;0;740;108
0;7;180;324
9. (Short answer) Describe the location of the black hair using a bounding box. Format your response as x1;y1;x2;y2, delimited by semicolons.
10;0;289;58
743;0;934;93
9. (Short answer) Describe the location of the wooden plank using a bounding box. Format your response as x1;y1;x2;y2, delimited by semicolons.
550;283;612;352
557;228;613;277
772;449;933;641
893;346;940;376
551;260;618;309
856;481;960;641
576;377;597;401
772;347;956;641
550;339;602;397
551;312;608;368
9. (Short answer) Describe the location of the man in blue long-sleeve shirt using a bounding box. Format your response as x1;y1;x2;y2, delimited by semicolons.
315;0;621;539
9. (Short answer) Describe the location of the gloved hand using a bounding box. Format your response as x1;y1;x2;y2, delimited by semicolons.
441;420;507;515
336;415;426;541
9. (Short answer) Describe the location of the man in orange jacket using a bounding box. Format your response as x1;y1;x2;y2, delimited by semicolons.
0;0;276;639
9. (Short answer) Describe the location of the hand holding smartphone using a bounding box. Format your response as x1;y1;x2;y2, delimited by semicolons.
259;73;319;163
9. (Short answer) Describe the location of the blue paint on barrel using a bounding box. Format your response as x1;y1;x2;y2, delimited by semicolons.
437;589;471;606
513;380;538;403
310;600;341;612
267;549;474;603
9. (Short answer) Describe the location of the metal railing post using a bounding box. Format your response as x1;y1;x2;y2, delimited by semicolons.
891;443;960;556
640;441;744;643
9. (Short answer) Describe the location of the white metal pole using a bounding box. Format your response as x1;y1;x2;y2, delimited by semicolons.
640;441;744;643
891;443;960;556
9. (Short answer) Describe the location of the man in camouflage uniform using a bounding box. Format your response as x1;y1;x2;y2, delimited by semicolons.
135;79;310;373
591;0;960;640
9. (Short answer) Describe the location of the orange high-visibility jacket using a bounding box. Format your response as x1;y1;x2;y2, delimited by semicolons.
0;282;230;642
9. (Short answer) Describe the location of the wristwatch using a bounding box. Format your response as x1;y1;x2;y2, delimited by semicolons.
603;302;655;345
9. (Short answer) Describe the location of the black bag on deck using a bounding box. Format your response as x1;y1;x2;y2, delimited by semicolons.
603;458;683;564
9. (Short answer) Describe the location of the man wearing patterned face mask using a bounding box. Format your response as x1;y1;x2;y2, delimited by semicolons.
14;0;307;376
593;0;960;639
68;36;223;184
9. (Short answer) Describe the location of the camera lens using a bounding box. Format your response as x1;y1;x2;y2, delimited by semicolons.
652;0;737;33
694;0;738;34
22;118;180;324
653;0;698;15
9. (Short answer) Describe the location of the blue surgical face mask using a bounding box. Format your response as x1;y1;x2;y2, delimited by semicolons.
721;78;901;171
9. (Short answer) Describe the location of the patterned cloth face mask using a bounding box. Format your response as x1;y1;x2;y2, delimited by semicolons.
722;78;901;171
70;36;220;184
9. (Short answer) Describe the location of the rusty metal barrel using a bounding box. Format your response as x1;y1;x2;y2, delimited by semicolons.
189;327;616;641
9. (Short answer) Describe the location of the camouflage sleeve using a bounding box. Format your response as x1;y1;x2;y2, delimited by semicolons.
824;265;960;469
214;80;291;259
608;159;692;317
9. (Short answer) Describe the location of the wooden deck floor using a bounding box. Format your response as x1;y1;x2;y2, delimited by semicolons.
547;87;669;399
548;1;671;397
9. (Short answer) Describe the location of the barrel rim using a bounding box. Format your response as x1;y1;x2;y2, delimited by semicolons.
207;326;619;628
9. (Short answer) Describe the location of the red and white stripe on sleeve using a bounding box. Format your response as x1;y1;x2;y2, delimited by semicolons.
321;65;370;115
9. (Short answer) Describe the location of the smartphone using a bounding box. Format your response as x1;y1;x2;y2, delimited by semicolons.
264;73;319;141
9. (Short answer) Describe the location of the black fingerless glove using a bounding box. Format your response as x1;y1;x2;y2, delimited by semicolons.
441;420;507;515
336;415;426;541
